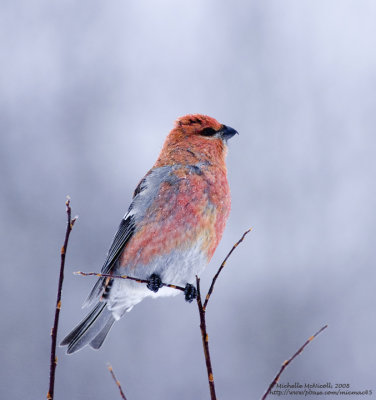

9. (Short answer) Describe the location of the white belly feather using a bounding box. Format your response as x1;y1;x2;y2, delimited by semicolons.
108;238;207;319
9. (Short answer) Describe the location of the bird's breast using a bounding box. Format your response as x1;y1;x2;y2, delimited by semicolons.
119;164;231;271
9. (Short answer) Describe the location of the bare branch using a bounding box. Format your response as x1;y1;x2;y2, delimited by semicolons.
261;325;328;400
193;231;253;400
74;271;185;292
47;197;77;400
196;276;217;400
108;364;128;400
203;228;252;310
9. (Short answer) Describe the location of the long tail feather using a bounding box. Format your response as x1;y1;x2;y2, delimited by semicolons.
60;303;115;354
89;317;116;349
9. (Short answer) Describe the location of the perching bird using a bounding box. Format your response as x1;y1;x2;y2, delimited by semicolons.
61;114;238;353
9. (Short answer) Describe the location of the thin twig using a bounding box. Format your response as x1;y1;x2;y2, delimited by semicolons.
74;271;185;292
196;276;217;400
261;325;328;400
203;228;252;311
194;229;252;400
108;364;128;400
47;197;78;400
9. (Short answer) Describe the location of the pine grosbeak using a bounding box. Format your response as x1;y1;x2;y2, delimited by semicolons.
61;114;238;353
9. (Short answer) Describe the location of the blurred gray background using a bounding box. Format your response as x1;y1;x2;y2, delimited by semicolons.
1;1;375;399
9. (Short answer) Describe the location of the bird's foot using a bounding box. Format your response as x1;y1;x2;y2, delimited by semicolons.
184;283;197;303
147;274;163;293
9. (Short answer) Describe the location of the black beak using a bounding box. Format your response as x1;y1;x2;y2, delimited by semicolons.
219;125;238;142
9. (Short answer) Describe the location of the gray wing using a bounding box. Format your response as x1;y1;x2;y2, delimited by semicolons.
83;214;136;307
83;165;179;307
101;216;136;275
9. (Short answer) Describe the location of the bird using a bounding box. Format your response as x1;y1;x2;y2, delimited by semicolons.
61;114;238;354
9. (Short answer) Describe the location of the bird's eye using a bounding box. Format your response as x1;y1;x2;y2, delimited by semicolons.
200;127;217;137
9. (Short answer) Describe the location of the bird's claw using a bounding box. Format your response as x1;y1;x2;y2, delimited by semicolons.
184;283;197;303
147;274;163;292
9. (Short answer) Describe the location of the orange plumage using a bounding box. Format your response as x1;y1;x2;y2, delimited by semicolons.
61;114;238;353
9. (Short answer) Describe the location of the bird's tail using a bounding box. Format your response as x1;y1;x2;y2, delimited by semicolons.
60;302;115;354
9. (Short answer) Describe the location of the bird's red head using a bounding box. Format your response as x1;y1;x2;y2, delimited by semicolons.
154;114;237;167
